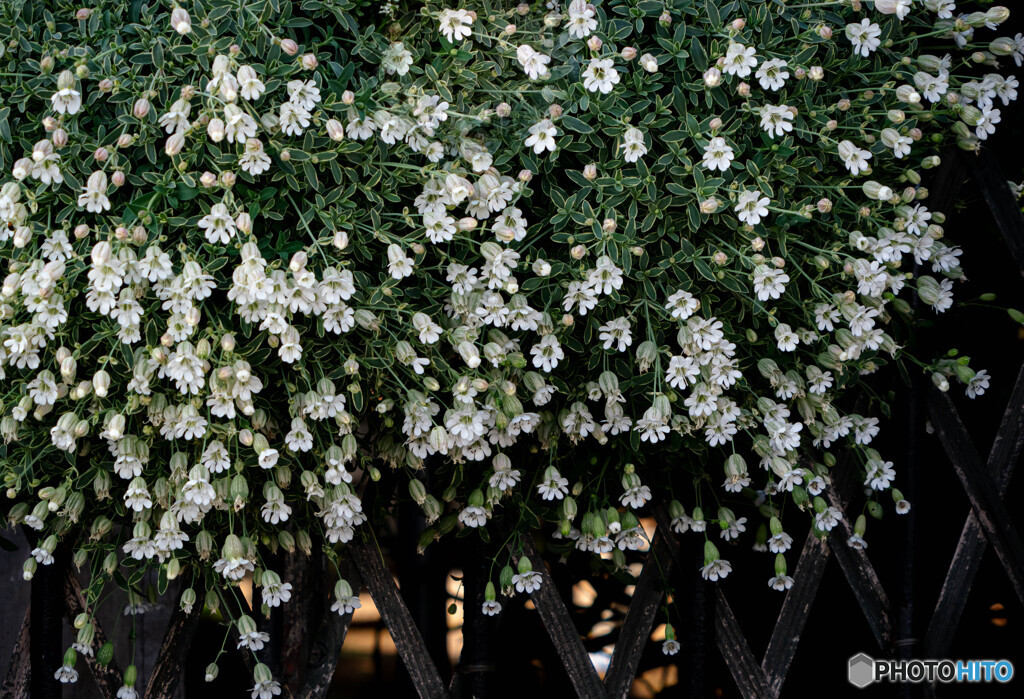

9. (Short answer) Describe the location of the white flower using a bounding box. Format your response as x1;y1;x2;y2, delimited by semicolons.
723;43;757;77
530;335;564;372
251;679;282;699
752;265;789;301
755;58;789;91
159;99;192;133
512;570;543;593
598;317;632;352
846;20;882;58
582;57;620;94
439;8;474;43
966;369;990;399
815;506;843;532
51;88;82;115
665;289;700;319
237;630;271;651
700;558;732;581
382;42;414;76
620;126;648;163
198;203;236;244
78;171;110;213
876;0;912;20
279;102;311;136
262;579;293;608
459;506;489;527
927;1;956;20
237;66;265;101
662;639;681;655
665;355;700;389
735;190;770;226
769;575;795;591
524;118;558;154
482;600;502;616
865;459;896;490
516;45;550;80
837;140;872;175
760;104;794;138
566;0;597;39
702;137;735;172
55;665;79;683
974;104;1000;140
386;243;414;280
287;79;321;111
239;138;272;176
223;104;258;144
537;470;569;500
775;323;798;352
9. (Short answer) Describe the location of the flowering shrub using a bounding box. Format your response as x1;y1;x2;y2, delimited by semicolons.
1;0;1020;690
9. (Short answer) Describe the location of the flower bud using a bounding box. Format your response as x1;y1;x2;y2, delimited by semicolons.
171;7;192;34
165;131;185;156
207;118;225;142
640;53;658;72
133;98;150;119
325;119;345;141
301;53;318;70
703;67;722;87
280;38;299;55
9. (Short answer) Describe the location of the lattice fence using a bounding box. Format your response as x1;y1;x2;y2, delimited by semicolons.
3;146;1023;699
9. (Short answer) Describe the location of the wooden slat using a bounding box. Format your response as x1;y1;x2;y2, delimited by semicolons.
520;536;608;699
924;363;1024;657
144;586;206;699
604;528;673;699
282;549;314;694
826;487;894;649
349;539;449;699
928;389;1024;607
1;603;31;698
968;148;1024;279
62;565;123;698
714;588;776;699
761;531;830;695
301;556;360;698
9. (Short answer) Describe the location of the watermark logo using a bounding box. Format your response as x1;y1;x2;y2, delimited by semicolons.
848;654;1015;687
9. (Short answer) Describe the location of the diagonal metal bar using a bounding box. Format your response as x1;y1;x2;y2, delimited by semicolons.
761;531;830;695
656;507;779;699
144;586;206;699
967;148;1024;280
349;538;450;699
62;564;123;699
603;527;674;699
520;536;608;699
301;556;361;698
924;363;1024;658
2;602;32;697
826;480;895;649
714;588;777;699
927;389;1024;607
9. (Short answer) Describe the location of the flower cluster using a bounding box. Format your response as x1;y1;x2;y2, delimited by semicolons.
0;0;1018;690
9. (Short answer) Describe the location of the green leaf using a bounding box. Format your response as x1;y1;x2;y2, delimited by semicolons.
561;116;593;134
690;38;708;72
1009;308;1024;326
